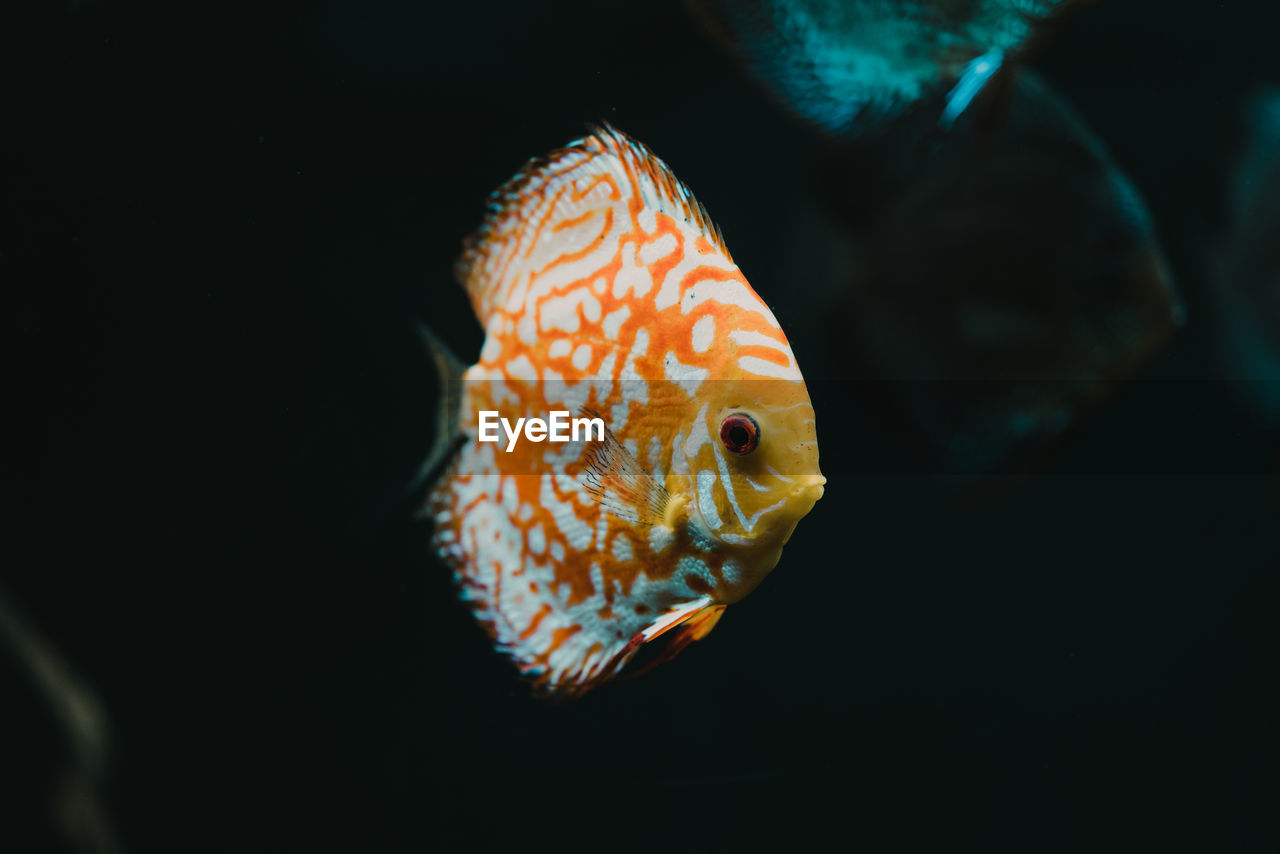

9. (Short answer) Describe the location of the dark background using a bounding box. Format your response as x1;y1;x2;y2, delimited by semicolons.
3;0;1277;851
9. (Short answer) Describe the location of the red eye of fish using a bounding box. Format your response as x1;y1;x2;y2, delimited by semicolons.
720;413;759;455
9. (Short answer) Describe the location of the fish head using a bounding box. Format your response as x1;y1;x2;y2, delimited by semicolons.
664;303;825;603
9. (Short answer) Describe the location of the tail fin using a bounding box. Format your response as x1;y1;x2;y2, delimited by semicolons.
411;324;466;512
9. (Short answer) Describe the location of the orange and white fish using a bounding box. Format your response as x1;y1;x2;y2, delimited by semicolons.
425;125;824;697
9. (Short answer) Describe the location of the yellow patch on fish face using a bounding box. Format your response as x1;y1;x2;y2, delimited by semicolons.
669;373;824;603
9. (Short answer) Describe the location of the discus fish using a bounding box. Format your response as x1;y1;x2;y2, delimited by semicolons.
425;125;824;697
802;70;1180;472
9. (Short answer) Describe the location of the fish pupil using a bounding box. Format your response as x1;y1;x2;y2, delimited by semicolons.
720;413;759;455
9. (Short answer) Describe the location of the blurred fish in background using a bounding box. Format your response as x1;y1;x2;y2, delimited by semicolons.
689;0;1081;136
1212;88;1280;424
0;583;122;854
1;135;125;853
691;1;1180;472
809;70;1181;471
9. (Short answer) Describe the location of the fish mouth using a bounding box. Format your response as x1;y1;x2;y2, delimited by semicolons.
793;473;825;504
776;473;824;548
782;473;825;531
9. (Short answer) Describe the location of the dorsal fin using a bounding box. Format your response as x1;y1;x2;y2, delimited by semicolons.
454;123;731;322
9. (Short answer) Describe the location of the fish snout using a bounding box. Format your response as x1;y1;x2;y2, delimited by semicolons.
793;472;826;503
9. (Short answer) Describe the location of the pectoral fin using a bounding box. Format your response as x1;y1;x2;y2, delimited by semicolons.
577;406;671;526
941;49;1005;129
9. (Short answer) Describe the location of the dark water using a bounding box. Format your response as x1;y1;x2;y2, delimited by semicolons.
3;1;1277;851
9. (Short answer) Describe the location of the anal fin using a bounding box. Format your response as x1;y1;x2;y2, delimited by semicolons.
602;596;727;684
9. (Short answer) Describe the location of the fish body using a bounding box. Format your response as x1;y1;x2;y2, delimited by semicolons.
803;69;1179;471
428;126;823;697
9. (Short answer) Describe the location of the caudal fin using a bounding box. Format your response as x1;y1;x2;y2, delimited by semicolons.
410;324;466;512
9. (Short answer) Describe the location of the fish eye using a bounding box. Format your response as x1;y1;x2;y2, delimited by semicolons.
719;413;759;455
